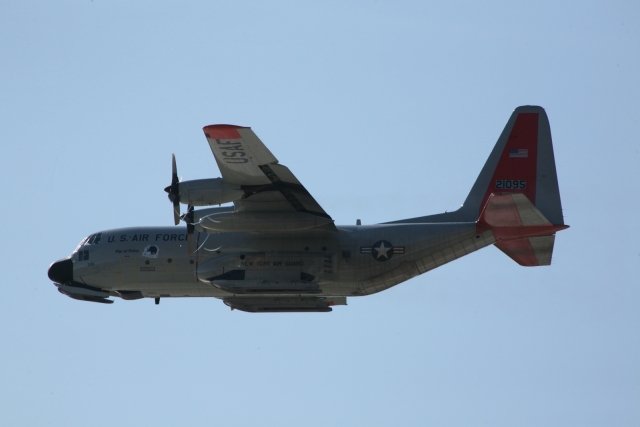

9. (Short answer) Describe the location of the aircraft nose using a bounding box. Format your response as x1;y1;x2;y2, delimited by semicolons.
48;258;73;284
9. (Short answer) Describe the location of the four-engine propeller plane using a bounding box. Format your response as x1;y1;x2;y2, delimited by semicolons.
48;106;568;312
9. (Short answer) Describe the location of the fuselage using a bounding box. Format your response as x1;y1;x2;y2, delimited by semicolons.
50;222;495;300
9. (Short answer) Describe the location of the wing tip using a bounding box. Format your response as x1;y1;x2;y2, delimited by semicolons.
203;124;248;139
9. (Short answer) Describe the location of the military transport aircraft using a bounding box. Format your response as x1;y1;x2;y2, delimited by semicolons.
48;106;568;312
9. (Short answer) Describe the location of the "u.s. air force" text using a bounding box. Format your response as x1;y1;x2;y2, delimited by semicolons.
106;233;188;243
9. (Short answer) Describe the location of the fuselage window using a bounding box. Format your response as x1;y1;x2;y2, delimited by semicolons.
78;250;90;261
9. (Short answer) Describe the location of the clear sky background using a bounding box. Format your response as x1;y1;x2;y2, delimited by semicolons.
1;1;638;426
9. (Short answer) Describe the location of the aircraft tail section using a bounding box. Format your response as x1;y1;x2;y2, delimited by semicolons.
391;105;565;225
387;105;568;265
468;106;569;266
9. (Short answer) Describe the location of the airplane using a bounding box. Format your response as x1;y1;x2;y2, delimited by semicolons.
48;106;569;312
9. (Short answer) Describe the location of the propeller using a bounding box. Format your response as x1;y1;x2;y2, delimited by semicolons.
164;153;181;225
164;155;195;254
182;204;196;254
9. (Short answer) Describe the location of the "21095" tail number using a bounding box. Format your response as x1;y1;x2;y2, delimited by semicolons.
496;180;526;189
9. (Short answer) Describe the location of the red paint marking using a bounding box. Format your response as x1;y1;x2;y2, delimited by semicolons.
202;124;246;139
481;113;538;210
495;239;539;266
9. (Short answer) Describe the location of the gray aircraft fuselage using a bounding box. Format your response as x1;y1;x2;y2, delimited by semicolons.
61;222;493;300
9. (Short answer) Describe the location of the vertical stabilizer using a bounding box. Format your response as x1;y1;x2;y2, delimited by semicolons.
390;106;564;225
462;105;564;225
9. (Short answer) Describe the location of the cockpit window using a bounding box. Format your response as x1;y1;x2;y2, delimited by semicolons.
87;233;102;245
74;237;89;253
73;232;102;253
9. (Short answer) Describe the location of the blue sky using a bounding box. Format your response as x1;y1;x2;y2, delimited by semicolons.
1;1;639;426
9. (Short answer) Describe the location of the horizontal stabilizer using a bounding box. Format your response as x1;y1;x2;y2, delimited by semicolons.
478;193;567;266
495;235;556;266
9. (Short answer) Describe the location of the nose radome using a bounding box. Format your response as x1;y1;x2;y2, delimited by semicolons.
48;258;73;284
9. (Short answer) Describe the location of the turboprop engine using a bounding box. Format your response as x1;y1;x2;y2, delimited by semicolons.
164;154;245;226
175;178;244;206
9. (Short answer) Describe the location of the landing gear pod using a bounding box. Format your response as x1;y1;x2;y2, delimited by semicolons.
57;283;113;304
223;296;346;313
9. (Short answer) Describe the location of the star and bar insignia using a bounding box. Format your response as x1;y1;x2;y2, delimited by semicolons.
360;240;405;262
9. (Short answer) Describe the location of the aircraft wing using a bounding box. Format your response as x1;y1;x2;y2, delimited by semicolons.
203;125;333;221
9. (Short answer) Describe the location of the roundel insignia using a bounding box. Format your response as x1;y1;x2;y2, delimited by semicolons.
371;240;393;262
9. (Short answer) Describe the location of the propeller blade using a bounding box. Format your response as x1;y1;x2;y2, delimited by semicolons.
167;153;181;225
171;153;178;185
185;205;195;254
173;201;181;226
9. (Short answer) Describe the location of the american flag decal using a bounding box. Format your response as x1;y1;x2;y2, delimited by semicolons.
509;148;528;158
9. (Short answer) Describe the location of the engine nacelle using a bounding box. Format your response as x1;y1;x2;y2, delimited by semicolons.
178;178;244;206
